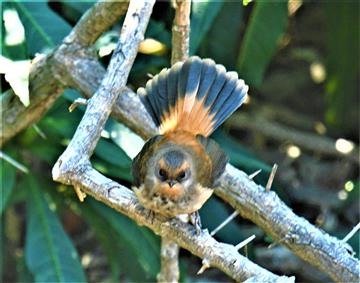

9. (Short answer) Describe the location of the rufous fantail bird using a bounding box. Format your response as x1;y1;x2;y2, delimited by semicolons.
132;56;248;226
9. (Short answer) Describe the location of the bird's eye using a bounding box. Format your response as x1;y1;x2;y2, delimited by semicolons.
177;170;187;181
158;169;167;179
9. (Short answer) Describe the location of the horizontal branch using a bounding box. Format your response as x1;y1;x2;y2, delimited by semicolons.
54;164;293;282
227;113;359;163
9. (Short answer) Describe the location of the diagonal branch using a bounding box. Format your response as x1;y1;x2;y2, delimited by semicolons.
1;0;129;147
217;165;359;282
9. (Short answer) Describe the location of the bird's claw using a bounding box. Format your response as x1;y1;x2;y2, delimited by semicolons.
189;211;202;235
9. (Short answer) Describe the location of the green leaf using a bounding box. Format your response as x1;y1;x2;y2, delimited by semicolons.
237;1;288;87
0;159;16;214
89;199;160;279
213;130;271;173
190;0;224;55
198;1;243;69
324;2;359;133
80;201;153;281
25;176;86;282
94;139;132;168
14;1;71;54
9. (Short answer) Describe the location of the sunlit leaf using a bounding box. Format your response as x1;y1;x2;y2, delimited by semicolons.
25;176;86;282
198;1;243;69
0;55;30;106
237;1;288;87
324;2;359;133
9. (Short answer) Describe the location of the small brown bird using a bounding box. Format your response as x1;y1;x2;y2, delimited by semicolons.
132;56;248;226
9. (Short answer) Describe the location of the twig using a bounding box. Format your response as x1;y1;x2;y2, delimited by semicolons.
210;211;239;236
0;150;29;174
227;113;359;163
266;163;278;191
171;0;191;64
342;222;360;243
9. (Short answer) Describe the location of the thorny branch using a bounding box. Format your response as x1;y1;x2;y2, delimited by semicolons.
52;0;293;282
1;0;358;282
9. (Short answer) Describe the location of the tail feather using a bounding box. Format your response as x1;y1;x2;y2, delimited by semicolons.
138;56;248;137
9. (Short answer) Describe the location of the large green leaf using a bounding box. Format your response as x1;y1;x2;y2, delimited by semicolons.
89;199;160;280
324;2;359;134
25;176;86;282
14;1;71;54
80;201;154;281
190;0;224;55
198;1;243;69
237;1;288;87
0;159;16;214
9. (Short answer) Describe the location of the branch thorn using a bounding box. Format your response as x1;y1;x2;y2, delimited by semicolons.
69;98;88;112
197;258;210;275
235;235;256;250
248;169;262;180
74;185;87;202
266;163;278;191
210;210;239;236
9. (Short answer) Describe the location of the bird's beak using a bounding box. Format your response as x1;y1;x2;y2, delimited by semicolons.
168;180;176;188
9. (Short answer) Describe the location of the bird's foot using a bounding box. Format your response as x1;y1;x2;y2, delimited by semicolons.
189;211;202;235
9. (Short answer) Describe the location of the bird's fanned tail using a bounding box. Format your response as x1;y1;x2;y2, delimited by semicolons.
138;56;248;137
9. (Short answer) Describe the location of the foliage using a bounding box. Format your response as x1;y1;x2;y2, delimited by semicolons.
1;1;358;282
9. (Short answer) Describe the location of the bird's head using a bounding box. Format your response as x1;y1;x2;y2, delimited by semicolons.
146;148;195;199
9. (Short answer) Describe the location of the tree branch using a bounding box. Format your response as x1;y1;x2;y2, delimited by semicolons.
1;0;129;147
52;1;293;281
227;113;359;164
3;0;358;281
171;0;191;63
54;166;293;282
217;165;359;282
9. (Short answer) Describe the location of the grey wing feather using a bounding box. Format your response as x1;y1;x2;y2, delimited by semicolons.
196;135;228;186
132;135;162;187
